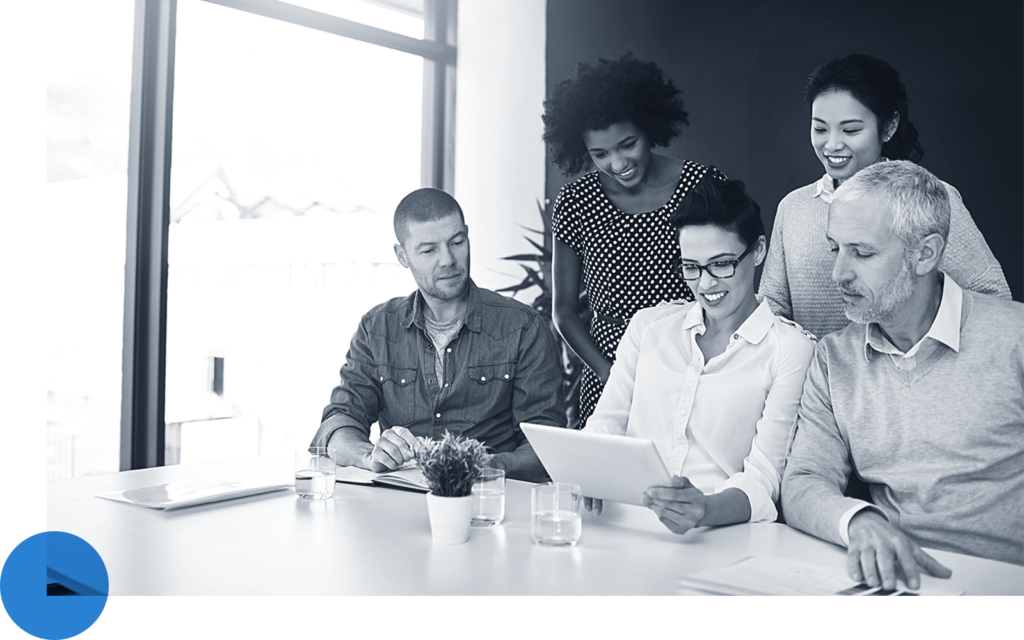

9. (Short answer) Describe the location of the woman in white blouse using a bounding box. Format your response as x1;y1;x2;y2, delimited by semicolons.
583;171;816;533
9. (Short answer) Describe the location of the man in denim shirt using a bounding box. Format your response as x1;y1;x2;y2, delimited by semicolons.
310;188;566;481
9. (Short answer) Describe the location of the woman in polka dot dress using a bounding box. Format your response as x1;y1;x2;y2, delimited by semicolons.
543;53;720;426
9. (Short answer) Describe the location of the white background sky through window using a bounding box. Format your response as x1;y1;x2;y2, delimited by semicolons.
42;0;428;477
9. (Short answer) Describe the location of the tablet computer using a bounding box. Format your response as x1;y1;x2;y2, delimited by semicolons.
521;423;673;506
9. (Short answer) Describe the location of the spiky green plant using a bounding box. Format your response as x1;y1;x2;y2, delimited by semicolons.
496;200;554;314
415;432;494;498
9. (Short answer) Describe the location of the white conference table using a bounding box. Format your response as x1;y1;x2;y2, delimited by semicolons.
47;457;1023;596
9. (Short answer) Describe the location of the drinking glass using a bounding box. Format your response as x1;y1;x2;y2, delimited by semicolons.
294;447;336;499
471;468;505;527
531;482;582;546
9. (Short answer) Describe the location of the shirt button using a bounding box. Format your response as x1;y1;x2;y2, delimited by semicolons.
480;376;487;381
733;334;739;340
504;374;509;379
444;383;449;388
447;348;452;353
379;376;384;381
435;413;441;419
400;379;406;384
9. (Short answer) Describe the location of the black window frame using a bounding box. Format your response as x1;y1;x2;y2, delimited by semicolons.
121;0;457;470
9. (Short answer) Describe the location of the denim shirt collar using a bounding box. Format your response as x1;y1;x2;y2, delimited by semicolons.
401;278;483;333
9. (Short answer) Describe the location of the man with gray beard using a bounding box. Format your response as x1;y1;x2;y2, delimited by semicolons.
781;161;1024;590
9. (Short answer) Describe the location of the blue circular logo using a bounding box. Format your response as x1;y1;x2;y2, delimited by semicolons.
2;532;108;639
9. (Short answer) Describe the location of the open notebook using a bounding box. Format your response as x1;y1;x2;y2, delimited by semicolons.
334;462;429;493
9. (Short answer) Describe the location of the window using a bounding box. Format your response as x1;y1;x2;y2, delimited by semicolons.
45;0;134;479
165;0;434;464
47;0;455;475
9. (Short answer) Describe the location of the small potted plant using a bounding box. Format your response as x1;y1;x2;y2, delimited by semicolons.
416;432;493;544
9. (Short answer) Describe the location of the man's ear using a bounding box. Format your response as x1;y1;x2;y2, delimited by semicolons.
394;242;409;268
913;233;945;276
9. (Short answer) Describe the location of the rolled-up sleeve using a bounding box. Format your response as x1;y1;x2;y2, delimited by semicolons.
717;328;815;523
511;315;567;436
781;344;871;546
310;317;380;448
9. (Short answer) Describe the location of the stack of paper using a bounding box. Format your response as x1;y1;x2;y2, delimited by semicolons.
678;556;963;596
97;476;291;510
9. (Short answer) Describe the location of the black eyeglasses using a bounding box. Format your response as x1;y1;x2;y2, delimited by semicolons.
672;241;757;281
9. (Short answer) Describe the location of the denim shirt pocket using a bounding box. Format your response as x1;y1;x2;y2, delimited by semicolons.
465;362;516;411
375;364;418;427
467;363;517;385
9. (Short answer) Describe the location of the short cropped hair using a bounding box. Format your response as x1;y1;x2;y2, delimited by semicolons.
833;160;950;251
542;52;689;176
393;188;465;245
669;169;764;246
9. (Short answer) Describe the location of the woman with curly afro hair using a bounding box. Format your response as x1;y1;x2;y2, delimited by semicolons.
543;52;722;426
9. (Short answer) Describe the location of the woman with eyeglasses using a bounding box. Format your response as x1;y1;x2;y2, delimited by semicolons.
543;53;720;428
582;171;815;534
759;53;1010;339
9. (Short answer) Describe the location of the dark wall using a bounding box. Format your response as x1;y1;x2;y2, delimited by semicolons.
545;0;1023;301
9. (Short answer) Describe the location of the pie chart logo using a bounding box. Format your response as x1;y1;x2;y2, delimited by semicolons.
2;532;108;639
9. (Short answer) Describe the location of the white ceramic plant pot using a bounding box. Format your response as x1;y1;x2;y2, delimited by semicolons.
426;493;473;544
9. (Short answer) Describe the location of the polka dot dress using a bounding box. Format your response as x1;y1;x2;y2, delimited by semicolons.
553;160;715;425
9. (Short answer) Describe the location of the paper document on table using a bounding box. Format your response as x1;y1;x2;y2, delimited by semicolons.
334;462;429;493
97;476;291;510
677;556;963;596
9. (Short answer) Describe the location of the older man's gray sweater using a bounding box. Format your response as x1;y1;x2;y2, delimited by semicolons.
782;289;1024;566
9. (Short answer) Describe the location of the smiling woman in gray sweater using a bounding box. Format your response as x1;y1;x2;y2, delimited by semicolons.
759;54;1010;339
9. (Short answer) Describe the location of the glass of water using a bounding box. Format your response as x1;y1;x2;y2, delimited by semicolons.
471;468;505;527
294;447;336;500
531;482;582;546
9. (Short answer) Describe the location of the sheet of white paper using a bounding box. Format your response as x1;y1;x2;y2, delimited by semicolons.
97;476;291;510
678;556;963;596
